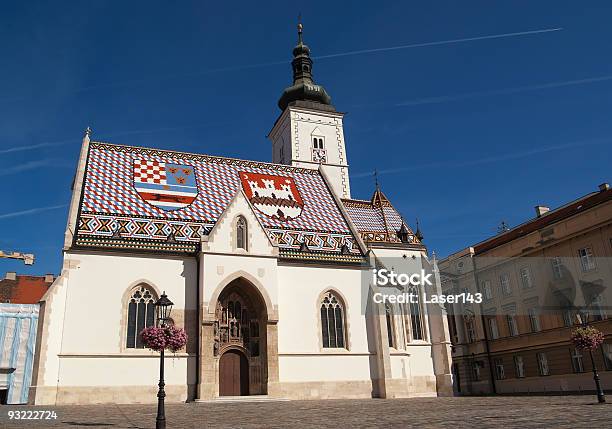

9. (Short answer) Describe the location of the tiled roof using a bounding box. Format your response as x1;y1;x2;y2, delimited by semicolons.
473;187;612;255
342;189;423;247
75;142;363;259
0;274;53;304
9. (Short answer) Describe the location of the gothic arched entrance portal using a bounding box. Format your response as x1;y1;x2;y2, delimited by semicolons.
219;350;249;396
214;278;268;396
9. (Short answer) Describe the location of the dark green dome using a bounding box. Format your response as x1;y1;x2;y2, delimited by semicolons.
278;23;334;111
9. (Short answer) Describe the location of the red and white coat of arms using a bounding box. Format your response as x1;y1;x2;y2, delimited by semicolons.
239;172;304;221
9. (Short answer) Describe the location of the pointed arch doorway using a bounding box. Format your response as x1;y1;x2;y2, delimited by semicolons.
213;277;268;396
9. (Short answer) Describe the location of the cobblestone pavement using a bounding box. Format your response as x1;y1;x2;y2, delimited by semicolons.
0;396;611;429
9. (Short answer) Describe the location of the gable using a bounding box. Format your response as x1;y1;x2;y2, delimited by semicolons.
204;190;277;256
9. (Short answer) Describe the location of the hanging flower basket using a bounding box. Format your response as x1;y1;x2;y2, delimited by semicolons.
571;326;604;351
140;326;188;353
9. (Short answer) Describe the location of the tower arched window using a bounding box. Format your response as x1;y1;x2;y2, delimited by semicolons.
236;216;247;250
385;303;395;348
408;286;424;341
320;291;346;348
126;285;157;348
312;136;325;149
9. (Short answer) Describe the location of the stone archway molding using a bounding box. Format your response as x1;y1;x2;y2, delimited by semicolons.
205;270;278;322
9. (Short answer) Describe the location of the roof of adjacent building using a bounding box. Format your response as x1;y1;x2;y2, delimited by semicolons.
473;186;612;255
0;274;53;304
76;141;369;261
342;189;424;248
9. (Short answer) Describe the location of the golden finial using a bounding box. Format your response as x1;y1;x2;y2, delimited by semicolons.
297;13;303;43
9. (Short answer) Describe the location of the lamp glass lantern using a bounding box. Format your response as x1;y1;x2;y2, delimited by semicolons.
155;292;174;327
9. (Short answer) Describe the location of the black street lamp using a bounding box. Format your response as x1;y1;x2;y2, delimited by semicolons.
155;292;174;429
576;310;606;404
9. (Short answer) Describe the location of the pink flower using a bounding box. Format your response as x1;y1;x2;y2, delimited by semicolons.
571;326;604;351
140;326;188;352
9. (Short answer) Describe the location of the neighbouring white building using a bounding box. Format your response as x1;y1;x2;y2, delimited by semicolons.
31;24;453;404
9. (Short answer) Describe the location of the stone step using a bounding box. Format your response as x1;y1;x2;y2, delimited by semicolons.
194;395;290;403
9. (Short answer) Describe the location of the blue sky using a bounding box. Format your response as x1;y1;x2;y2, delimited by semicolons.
1;1;611;275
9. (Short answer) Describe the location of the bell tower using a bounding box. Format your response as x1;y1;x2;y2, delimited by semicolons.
268;22;351;199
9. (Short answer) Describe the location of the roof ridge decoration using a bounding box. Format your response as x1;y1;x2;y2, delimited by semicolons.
90;141;320;175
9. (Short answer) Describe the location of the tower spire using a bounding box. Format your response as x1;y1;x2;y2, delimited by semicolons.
277;19;333;111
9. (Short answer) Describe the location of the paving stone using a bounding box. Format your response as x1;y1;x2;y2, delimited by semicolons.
0;396;611;428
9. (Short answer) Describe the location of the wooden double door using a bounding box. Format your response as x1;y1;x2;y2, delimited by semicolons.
219;350;249;396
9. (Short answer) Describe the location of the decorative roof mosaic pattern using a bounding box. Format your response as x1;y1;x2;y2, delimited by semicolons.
342;190;423;247
75;142;362;257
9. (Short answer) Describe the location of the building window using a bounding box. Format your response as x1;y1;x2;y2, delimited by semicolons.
494;358;505;380
279;145;285;164
385;304;395;348
471;361;481;381
409;287;424;341
236;216;247;250
602;343;612;371
528;308;541;332
488;317;499;340
500;273;511;295
578;247;596;272
590;295;606;322
507;314;519;336
537;352;549;376
571;349;585;373
320;291;346;348
520;267;533;289
126;285;157;349
312;136;325;149
514;355;525;378
481;280;493;301
465;318;476;343
551;257;564;279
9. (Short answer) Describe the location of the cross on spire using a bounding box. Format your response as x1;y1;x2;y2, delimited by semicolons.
297;13;303;44
373;169;380;190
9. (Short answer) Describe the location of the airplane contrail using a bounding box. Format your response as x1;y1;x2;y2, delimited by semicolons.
314;28;563;60
2;27;562;99
0;159;55;176
351;138;608;179
0;204;67;220
397;74;612;106
0;141;73;155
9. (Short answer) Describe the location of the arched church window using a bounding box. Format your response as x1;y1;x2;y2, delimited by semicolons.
236;216;247;250
320;291;346;348
126;285;157;348
312;136;324;149
409;286;424;341
385;304;395;348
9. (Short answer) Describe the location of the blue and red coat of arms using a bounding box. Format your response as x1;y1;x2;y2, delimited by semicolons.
133;160;198;211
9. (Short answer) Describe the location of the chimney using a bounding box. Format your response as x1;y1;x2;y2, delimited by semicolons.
535;205;550;217
5;272;16;281
598;183;610;192
44;274;54;283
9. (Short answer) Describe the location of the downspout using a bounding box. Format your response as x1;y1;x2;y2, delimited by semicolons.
194;246;201;401
470;251;497;395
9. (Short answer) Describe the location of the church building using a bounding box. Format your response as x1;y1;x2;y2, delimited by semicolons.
31;24;453;404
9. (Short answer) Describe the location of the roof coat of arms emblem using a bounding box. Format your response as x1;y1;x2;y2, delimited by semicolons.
239;172;304;221
133;160;198;211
